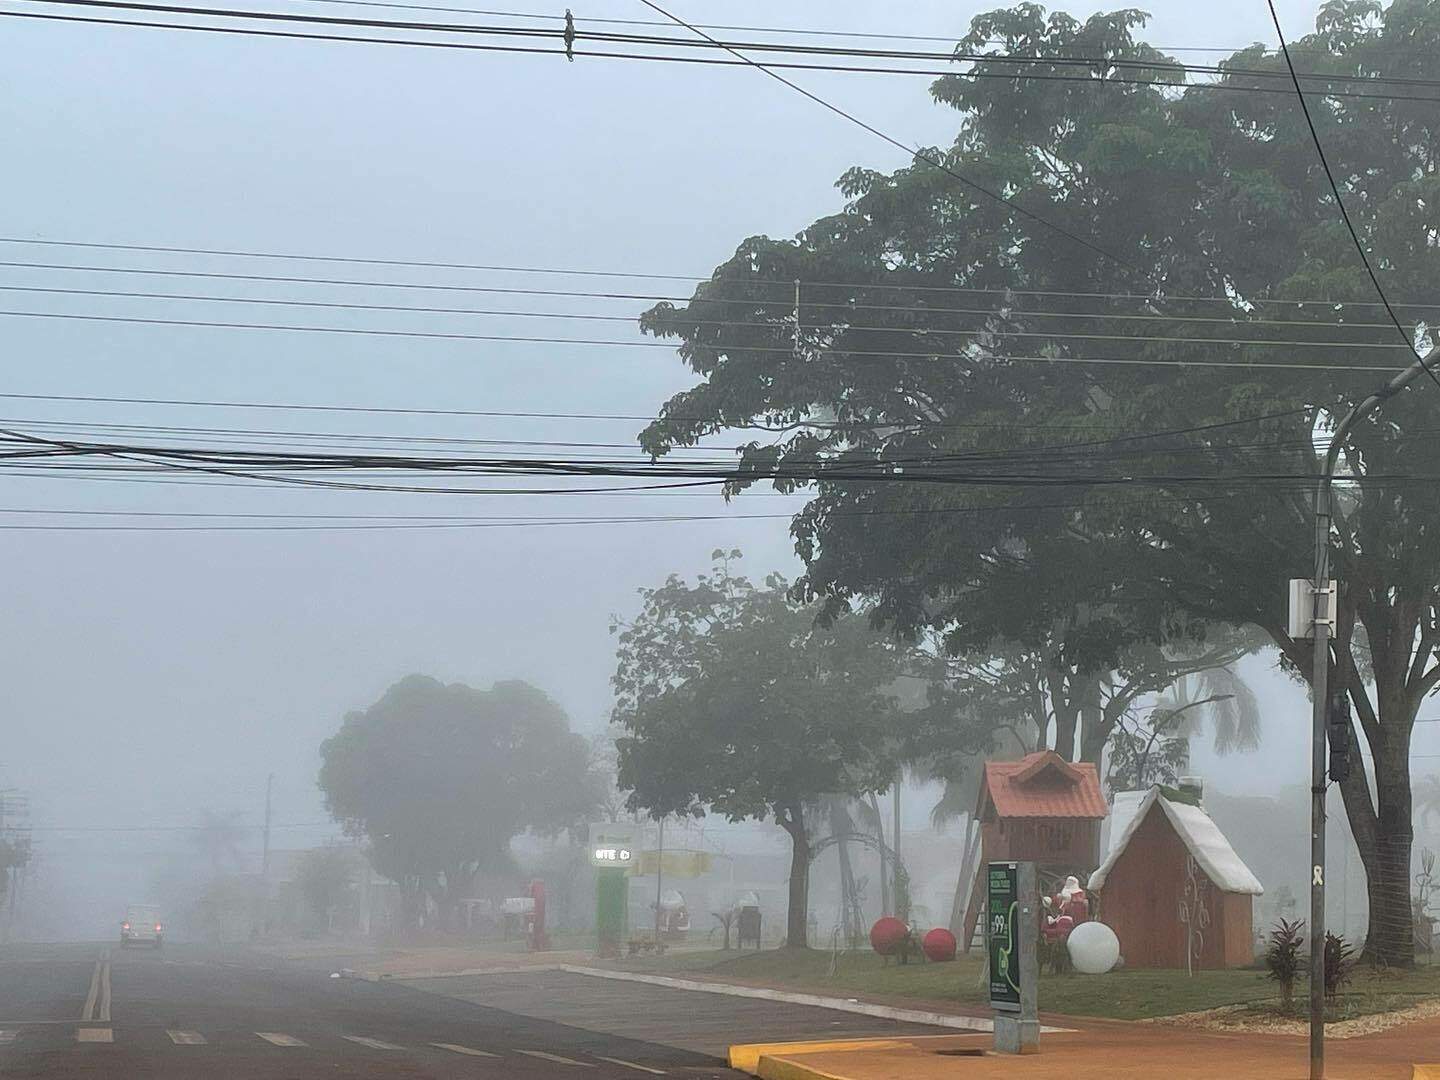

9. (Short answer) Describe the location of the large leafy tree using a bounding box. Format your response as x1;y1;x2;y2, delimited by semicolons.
612;553;906;947
636;3;1440;963
319;675;599;929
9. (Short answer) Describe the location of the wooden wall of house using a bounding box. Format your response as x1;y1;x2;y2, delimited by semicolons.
980;816;1101;871
1094;806;1253;970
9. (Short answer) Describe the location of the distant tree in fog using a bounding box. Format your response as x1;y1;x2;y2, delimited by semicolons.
612;552;906;949
318;675;600;931
295;845;358;933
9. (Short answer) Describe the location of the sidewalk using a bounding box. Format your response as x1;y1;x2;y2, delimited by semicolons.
732;1019;1440;1080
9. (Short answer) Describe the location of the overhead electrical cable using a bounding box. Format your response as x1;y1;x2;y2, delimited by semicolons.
0;306;1405;374
6;251;1438;312
0;281;1412;337
1265;0;1440;394
2;7;1435;105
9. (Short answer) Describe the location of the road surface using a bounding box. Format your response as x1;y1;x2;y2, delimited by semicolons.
0;942;738;1078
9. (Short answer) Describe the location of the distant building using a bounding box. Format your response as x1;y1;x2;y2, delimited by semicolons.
1089;784;1263;969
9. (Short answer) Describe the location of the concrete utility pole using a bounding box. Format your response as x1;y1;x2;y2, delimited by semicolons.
262;773;274;880
1305;343;1438;1080
653;816;665;944
892;777;903;919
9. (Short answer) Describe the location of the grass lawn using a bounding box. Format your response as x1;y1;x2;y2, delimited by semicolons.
599;946;1440;1021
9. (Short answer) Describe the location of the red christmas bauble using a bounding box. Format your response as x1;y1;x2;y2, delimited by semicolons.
922;927;957;962
870;916;909;955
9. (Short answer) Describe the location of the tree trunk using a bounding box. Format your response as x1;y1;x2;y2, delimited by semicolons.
779;802;810;949
1358;719;1415;965
1049;669;1079;760
828;802;860;946
949;816;980;936
868;791;891;915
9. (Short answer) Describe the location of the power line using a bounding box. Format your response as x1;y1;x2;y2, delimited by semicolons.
1265;0;1440;394
28;0;1440;90
277;2;1259;53
6;249;1438;312
0;284;1407;350
8;2;1440;105
0;281;1410;340
0;307;1412;372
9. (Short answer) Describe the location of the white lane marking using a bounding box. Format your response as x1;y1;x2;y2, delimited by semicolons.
97;955;112;1023
76;1028;113;1043
255;1032;308;1046
166;1030;207;1045
81;956;102;1021
432;1042;499;1057
594;1057;666;1075
342;1035;403;1050
0;1029;19;1043
517;1050;595;1067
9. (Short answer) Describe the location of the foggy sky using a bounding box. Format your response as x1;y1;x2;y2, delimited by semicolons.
4;0;1438;917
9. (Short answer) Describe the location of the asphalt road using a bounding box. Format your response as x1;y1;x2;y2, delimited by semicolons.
405;968;954;1058
0;942;737;1078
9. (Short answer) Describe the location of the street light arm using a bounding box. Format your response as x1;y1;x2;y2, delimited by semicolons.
1322;343;1440;484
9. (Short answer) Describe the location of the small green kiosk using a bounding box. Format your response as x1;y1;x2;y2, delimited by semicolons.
589;823;636;957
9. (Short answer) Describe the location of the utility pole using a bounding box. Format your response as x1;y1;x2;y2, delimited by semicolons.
892;776;903;920
653;816;665;944
262;773;274;880
1303;343;1438;1080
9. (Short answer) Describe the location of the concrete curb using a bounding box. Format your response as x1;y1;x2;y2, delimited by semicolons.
557;963;1038;1033
373;964;562;982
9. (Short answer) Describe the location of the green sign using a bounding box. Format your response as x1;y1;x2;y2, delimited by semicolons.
588;823;637;869
987;861;1021;1010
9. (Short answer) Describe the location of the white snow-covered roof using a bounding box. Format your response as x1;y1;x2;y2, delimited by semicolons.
1088;787;1263;896
1101;790;1149;858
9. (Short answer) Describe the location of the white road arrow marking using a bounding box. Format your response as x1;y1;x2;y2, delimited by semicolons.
342;1035;403;1050
518;1050;595;1067
432;1042;498;1057
594;1056;666;1074
255;1032;307;1046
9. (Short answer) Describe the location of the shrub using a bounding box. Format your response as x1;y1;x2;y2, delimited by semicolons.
1264;918;1305;1012
1324;932;1356;1003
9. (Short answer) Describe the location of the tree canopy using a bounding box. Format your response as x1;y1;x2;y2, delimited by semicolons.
635;2;1440;963
319;674;598;928
613;552;907;946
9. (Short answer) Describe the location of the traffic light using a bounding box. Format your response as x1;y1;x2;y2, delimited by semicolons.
1327;689;1352;783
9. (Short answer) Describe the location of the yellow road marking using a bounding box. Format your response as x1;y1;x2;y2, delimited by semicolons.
728;1039;909;1073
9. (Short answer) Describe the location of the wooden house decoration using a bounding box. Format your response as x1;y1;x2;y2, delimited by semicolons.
1088;785;1263;969
960;750;1108;950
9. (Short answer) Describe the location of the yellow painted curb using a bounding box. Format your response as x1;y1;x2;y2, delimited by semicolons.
728;1039;909;1075
755;1053;855;1080
1412;1067;1440;1079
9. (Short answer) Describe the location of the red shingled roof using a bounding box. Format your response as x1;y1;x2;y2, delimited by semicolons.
979;751;1108;820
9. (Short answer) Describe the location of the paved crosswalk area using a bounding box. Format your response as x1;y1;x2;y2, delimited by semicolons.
0;1022;709;1074
0;943;738;1079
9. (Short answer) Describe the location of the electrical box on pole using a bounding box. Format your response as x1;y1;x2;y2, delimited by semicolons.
1288;579;1335;639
